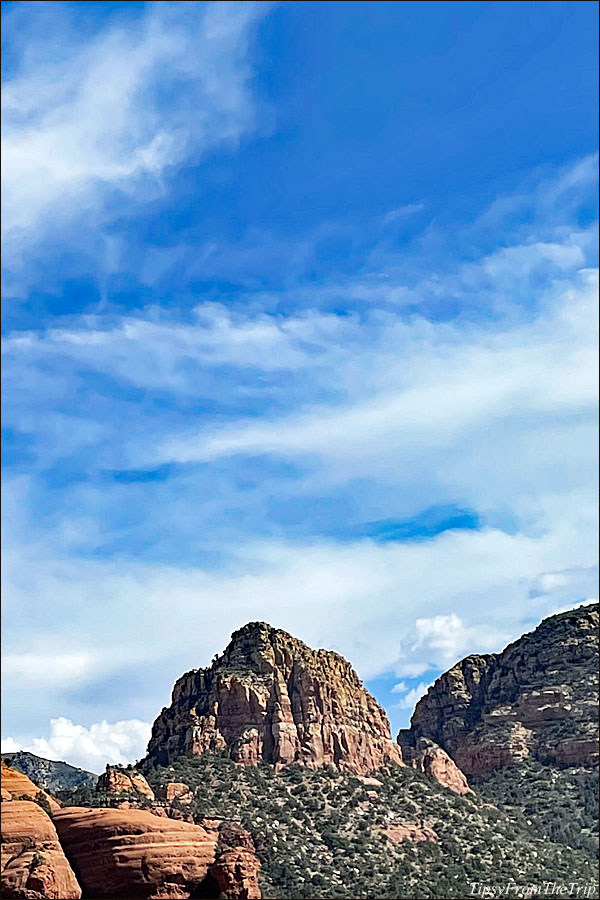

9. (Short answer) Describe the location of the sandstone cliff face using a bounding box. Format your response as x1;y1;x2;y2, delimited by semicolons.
399;603;599;776
53;807;260;899
1;762;61;813
404;739;472;794
97;766;155;800
1;800;81;900
146;622;401;775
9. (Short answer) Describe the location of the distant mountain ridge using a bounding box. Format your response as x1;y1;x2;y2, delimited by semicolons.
1;751;96;793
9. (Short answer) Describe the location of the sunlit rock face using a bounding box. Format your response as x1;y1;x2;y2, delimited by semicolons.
0;761;61;812
398;603;599;775
1;800;81;900
146;621;402;775
403;738;472;794
97;765;156;800
52;807;260;900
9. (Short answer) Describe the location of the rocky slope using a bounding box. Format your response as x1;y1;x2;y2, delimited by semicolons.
146;621;401;775
1;800;81;899
398;602;599;775
1;752;95;793
1;761;61;813
137;753;598;899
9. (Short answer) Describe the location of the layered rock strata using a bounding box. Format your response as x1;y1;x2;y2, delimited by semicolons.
1;800;81;899
147;621;401;774
1;762;61;812
52;807;260;899
399;603;599;775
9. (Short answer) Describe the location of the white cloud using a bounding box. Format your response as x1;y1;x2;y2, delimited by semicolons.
393;681;432;711
1;156;597;748
382;203;425;224
410;613;500;663
1;1;266;280
2;653;95;687
393;661;434;679
1;718;152;774
536;573;569;592
156;266;598;474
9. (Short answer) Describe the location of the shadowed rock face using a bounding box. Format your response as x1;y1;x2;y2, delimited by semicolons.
398;603;599;776
53;807;260;900
146;622;402;775
1;800;81;900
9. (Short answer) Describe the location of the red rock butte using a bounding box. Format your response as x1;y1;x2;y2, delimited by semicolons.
146;621;402;775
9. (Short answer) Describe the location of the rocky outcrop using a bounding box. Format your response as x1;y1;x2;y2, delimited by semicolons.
156;782;194;804
1;762;61;813
378;822;437;844
398;603;599;776
207;821;261;900
146;621;402;775
403;738;472;794
97;766;155;800
53;807;260;899
1;800;81;899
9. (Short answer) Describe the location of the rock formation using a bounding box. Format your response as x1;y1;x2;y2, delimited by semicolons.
97;765;155;800
403;738;472;794
146;621;402;774
156;782;194;804
53;807;260;899
1;800;81;899
1;761;61;812
378;822;437;844
398;603;599;776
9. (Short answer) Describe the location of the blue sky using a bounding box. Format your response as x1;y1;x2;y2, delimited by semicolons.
1;0;598;772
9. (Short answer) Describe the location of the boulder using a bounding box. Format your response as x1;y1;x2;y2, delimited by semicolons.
97;766;155;800
404;739;472;794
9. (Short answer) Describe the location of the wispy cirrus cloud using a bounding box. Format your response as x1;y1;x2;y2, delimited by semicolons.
1;0;267;290
2;141;598;750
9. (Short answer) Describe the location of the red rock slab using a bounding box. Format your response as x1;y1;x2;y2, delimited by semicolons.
1;761;61;812
1;800;81;899
379;822;437;844
53;807;261;899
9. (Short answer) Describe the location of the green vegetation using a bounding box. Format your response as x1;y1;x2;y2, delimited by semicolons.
472;759;599;858
65;755;599;899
